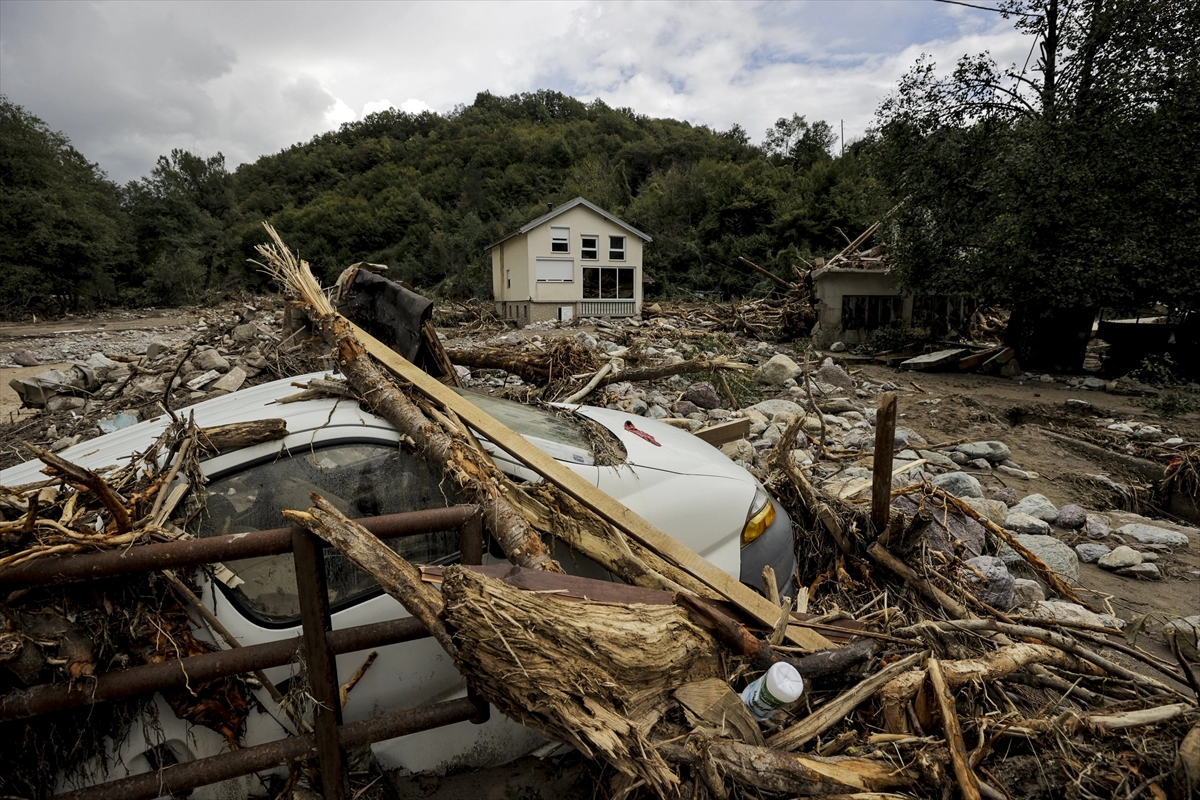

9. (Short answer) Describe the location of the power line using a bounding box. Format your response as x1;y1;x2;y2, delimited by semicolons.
930;0;1043;17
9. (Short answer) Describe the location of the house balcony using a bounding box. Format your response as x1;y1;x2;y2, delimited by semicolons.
578;300;637;316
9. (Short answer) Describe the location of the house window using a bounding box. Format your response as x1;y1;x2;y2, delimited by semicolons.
608;235;626;261
581;235;598;260
536;258;573;282
583;267;635;299
506;269;510;289
551;226;569;253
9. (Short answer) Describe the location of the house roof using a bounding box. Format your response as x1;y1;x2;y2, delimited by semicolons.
487;197;652;250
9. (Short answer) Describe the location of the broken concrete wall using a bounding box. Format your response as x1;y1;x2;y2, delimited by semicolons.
811;267;910;348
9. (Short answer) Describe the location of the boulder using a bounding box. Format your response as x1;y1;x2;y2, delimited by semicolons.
962;497;1009;527
1074;543;1110;563
193;348;231;373
1029;600;1110;628
818;398;860;414
145;338;173;361
1003;512;1052;536
1011;578;1045;608
232;323;260;343
1009;494;1059;523
685;382;722;410
673;400;703;416
930;471;983;499
647;405;669;420
742;408;769;424
1115;563;1162;580
1115;523;1191;547
1001;534;1079;584
1056;504;1087;530
720;439;756;463
13;350;40;367
756;354;802;386
815;358;854;391
893;427;928;447
918;449;959;469
990;487;1019;507
1098;545;1143;569
46;395;86;412
1085;514;1111;539
968;458;993;471
962;556;1015;609
892;495;985;558
829;341;847;352
750;399;803;418
954;441;1011;463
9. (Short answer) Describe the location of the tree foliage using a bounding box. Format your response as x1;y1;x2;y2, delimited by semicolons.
0;96;131;312
873;0;1200;368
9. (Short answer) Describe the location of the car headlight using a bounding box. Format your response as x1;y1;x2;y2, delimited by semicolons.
741;485;776;546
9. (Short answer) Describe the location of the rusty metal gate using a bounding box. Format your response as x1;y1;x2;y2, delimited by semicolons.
0;505;488;800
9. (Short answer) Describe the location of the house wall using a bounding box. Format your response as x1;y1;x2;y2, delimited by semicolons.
811;267;912;347
491;205;645;320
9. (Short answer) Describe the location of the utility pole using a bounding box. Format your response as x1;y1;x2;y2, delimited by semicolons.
840;119;844;157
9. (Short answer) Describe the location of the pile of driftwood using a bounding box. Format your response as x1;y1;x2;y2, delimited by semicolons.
256;228;1198;800
0;417;294;796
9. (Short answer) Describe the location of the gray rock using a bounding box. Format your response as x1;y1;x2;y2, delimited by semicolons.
145;339;173;361
1056;505;1087;530
1004;534;1079;584
892;495;985;558
1098;545;1143;569
815;358;854;391
962;556;1015;609
232;323;260;343
756;354;802;386
930;471;983;499
575;332;597;349
1115;563;1162;580
963;497;1009;526
968;458;993;471
893;427;928;447
954;441;1011;463
185;370;221;391
1030;600;1109;628
673;400;703;416
193;348;231;373
1074;543;1110;563
1085;514;1111;539
1003;512;1052;536
208;366;247;394
619;397;649;416
1011;578;1045;608
721;439;756;463
743;408;769;424
1165;616;1200;660
13;349;40;366
949;451;969;465
791;448;814;465
685;382;722;410
1115;523;1191;547
85;352;119;374
647;405;669;420
996;465;1031;479
750;399;803;418
1009;494;1059;523
917;449;958;469
818;398;860;414
749;421;768;435
50;435;80;452
760;424;785;446
829;341;847;352
45;395;86;412
990;487;1019;506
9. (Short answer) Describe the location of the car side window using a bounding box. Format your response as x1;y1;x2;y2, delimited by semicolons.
194;442;462;624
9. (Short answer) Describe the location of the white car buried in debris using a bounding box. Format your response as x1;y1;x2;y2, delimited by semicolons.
1;371;795;797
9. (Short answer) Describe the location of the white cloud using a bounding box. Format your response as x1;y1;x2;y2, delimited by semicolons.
0;0;1032;182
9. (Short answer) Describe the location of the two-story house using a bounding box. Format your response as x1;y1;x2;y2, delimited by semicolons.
489;197;651;323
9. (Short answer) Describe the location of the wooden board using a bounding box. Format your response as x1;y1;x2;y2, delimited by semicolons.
694;418;751;447
980;346;1015;373
899;348;968;371
956;346;1005;372
349;322;833;651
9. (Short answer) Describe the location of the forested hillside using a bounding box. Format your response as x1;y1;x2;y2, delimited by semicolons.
0;91;884;313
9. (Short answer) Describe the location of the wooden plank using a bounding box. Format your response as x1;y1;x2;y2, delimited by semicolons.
694;418;751;447
348;322;831;651
870;394;897;533
979;346;1015;373
956;346;1004;372
899;348;968;371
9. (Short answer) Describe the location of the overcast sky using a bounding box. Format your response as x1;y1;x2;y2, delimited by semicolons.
0;0;1031;184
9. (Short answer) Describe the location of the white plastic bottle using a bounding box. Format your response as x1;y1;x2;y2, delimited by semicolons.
740;662;805;721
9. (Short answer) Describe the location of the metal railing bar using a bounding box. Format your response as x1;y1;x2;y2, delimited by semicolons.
54;696;481;800
0;505;479;586
0;617;429;722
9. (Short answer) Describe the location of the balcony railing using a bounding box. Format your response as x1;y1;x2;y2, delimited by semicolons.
578;300;636;316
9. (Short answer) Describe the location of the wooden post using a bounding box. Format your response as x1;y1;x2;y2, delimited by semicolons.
871;393;897;533
292;527;348;800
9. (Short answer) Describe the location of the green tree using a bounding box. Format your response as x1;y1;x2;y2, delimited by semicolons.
874;0;1200;369
0;96;131;312
763;114;837;170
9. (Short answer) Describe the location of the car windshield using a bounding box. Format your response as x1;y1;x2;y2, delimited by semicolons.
454;389;594;461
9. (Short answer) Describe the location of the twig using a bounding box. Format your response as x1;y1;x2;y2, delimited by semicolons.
927;656;981;800
561;362;614;404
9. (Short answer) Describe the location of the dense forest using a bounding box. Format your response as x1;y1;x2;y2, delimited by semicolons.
0;91;881;313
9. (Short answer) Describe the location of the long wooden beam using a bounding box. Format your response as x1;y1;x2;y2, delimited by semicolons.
348;322;832;651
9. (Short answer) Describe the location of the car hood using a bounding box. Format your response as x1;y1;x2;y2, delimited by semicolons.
569;405;754;481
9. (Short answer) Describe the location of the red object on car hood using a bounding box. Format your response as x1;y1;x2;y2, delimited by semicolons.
623;420;661;447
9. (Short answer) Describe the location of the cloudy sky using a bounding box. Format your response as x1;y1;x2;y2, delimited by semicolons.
0;0;1031;184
